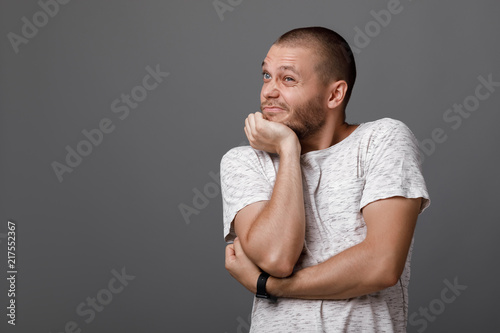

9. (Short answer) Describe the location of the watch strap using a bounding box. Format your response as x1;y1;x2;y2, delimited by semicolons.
256;272;276;301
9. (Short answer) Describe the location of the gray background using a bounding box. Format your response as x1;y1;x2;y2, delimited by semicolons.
0;0;498;332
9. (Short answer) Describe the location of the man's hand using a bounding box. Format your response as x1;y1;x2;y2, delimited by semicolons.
244;112;299;155
225;237;261;294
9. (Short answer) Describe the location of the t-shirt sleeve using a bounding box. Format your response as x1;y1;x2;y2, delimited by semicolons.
359;119;430;213
220;147;273;243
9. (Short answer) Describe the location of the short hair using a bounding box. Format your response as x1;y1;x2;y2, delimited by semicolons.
274;26;357;107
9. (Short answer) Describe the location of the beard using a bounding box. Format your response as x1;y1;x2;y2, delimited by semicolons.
261;95;326;140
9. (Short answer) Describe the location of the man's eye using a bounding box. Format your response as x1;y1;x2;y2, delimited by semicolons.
263;72;271;80
284;76;295;82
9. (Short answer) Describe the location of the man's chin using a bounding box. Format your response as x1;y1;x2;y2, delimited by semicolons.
263;111;289;122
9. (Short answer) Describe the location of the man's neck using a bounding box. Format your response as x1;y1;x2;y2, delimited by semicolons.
299;116;358;154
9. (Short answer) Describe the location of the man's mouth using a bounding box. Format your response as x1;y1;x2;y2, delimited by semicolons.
262;105;288;113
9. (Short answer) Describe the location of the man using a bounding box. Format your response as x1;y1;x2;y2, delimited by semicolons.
221;26;430;332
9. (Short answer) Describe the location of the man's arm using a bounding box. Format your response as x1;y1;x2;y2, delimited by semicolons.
234;112;305;278
226;196;421;299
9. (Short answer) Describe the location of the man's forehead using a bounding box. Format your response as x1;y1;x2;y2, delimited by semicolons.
261;45;315;71
261;62;300;76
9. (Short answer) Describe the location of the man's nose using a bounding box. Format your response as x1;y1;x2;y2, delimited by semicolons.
262;81;279;99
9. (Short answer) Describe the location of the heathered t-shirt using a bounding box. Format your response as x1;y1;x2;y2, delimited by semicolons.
220;118;430;333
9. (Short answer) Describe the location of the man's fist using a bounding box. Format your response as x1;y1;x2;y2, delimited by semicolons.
244;112;299;155
225;237;261;293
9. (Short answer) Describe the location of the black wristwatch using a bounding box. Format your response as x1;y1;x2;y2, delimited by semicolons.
255;272;277;302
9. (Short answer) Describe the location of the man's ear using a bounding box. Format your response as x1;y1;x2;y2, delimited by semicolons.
326;80;348;109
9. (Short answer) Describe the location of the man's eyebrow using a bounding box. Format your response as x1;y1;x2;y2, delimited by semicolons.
278;66;299;75
261;62;300;75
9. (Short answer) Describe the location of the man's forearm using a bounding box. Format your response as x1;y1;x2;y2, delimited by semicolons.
265;240;397;300
242;142;305;277
265;197;420;298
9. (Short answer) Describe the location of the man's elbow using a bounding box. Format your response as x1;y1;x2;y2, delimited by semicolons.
260;259;295;278
372;262;404;290
242;239;300;278
378;271;400;289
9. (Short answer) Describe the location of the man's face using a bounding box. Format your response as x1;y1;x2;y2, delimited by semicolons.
260;44;327;140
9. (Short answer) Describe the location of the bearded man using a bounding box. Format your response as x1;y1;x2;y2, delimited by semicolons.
221;26;430;332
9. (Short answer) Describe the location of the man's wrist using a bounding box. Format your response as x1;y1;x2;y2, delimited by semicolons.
265;275;285;298
277;137;301;157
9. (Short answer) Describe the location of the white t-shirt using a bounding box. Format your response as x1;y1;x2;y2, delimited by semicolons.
220;118;430;333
